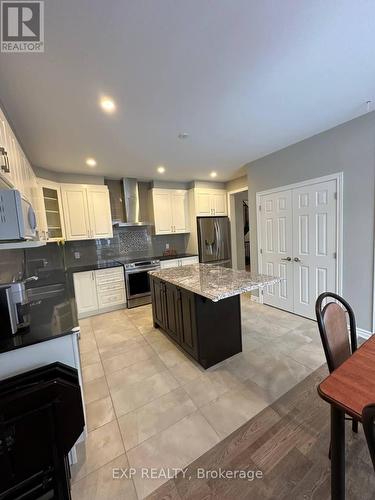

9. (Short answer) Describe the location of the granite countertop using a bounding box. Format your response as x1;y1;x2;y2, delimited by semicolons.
0;283;78;355
149;263;282;302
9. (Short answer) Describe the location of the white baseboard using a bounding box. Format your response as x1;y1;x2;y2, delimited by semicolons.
357;328;372;340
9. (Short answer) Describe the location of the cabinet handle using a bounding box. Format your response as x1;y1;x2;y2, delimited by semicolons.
0;148;10;173
5;152;10;173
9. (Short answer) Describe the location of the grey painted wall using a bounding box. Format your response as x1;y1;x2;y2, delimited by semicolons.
246;111;375;331
226;175;248;192
34;166;105;185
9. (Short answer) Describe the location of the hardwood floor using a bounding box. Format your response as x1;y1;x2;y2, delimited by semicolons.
147;365;375;500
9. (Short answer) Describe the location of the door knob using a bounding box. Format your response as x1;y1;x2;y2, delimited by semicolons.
294;257;301;262
281;257;292;261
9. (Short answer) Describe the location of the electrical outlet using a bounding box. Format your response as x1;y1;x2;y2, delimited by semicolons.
74;252;80;260
165;243;169;250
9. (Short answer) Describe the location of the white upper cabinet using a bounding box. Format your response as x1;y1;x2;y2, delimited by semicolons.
211;192;227;215
61;184;92;240
196;191;212;216
171;191;189;232
151;190;173;234
193;188;227;216
38;179;65;241
149;188;189;235
0;105;46;246
0;108;13;187
0;106;38;202
61;183;113;241
86;185;113;239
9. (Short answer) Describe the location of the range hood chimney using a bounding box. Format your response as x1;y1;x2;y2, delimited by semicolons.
106;178;151;227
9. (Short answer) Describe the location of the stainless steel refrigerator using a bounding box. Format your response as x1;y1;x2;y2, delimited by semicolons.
197;216;231;267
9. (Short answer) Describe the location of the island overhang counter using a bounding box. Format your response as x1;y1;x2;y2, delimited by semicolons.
149;264;281;368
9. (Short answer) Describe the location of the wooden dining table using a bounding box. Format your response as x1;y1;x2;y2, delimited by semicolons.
318;335;375;500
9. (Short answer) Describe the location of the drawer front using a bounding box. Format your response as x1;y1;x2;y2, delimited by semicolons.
96;282;125;293
96;277;124;286
160;259;180;269
97;288;126;308
95;267;124;279
180;257;199;266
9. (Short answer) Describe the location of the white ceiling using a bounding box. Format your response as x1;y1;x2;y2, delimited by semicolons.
0;0;375;181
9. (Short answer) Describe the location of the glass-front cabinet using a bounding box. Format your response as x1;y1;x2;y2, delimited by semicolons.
39;179;65;241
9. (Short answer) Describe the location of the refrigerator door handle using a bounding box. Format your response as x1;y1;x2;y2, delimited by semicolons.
214;219;220;259
215;221;223;260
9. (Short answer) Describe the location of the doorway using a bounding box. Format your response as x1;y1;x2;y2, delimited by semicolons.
228;187;250;271
256;173;343;320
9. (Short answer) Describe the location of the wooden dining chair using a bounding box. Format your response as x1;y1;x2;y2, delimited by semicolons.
315;292;359;437
363;404;375;471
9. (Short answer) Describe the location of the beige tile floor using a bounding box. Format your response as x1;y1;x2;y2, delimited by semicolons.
71;295;325;499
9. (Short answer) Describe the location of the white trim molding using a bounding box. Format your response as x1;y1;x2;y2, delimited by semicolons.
227;186;248;270
256;172;344;310
357;328;372;340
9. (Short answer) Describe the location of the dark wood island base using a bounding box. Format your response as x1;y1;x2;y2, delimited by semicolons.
150;275;242;369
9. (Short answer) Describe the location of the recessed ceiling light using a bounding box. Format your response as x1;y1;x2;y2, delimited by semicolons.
178;132;189;140
86;158;97;167
100;96;116;113
157;166;166;174
210;171;217;178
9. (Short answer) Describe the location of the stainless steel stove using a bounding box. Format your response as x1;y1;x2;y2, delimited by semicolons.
116;258;160;308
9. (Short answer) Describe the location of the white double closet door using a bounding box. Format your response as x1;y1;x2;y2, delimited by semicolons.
259;178;337;319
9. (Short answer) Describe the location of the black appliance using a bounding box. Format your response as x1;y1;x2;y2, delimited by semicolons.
0;286;17;336
0;362;85;499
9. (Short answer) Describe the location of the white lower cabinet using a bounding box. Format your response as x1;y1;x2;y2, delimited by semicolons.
73;271;98;316
160;256;199;269
95;267;126;309
73;267;126;318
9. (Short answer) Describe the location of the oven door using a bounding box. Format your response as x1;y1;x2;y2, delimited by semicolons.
125;267;157;300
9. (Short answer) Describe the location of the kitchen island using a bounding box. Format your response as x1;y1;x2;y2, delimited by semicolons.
149;264;281;368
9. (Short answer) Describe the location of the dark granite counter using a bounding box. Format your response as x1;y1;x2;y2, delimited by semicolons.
66;259;123;274
0;283;78;355
67;255;198;270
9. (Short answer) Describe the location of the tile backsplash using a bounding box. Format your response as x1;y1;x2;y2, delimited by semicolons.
118;228;151;254
64;227;189;266
0;249;25;284
0;227;190;284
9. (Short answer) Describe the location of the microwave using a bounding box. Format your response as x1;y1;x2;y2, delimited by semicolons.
0;189;37;241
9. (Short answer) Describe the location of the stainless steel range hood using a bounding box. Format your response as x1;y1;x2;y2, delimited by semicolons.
106;178;152;227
